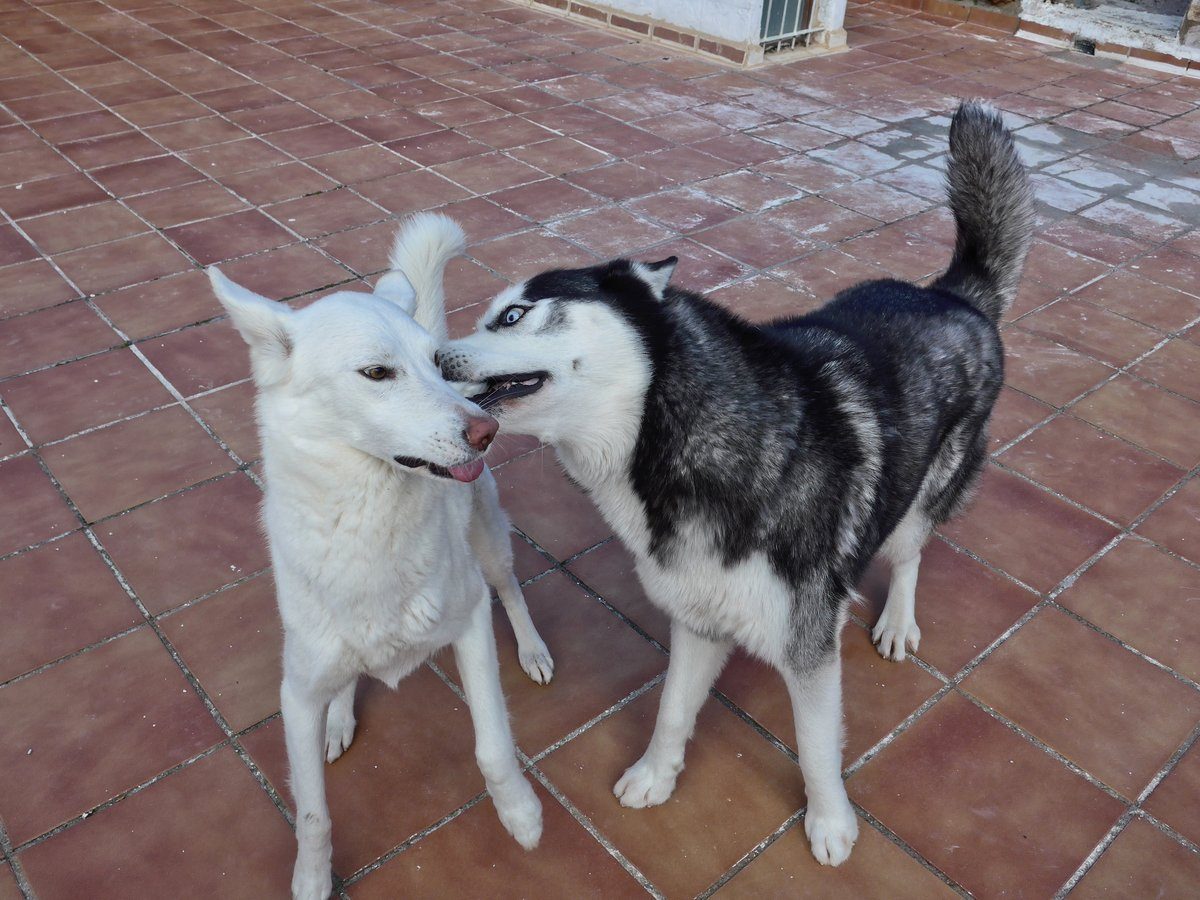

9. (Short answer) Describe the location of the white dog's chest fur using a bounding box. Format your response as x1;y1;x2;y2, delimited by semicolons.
265;453;484;688
561;449;792;662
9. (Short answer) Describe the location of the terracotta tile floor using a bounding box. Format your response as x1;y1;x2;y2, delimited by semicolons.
1;0;1198;896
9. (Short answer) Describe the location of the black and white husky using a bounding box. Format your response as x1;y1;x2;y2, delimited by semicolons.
440;102;1034;866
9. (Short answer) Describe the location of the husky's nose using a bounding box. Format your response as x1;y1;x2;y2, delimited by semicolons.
464;414;498;452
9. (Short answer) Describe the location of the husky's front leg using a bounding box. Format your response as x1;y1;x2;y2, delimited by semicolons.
281;667;340;900
453;595;543;848
615;622;731;807
783;653;858;867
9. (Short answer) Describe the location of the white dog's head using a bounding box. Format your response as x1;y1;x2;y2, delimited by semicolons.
438;258;676;445
209;269;496;483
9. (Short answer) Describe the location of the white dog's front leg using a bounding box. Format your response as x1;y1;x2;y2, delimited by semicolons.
615;622;731;808
325;680;357;763
282;673;336;900
453;597;543;849
783;657;858;867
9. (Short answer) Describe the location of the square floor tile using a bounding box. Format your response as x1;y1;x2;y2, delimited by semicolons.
0;455;75;555
161;574;281;731
1059;538;1200;683
91;269;222;342
940;466;1119;592
1072;270;1200;332
21;201;147;255
0;532;138;683
1129;339;1200;403
0;628;223;844
538;685;807;898
963;607;1200;798
126;180;249;229
999;415;1184;524
0;258;78;317
442;570;666;755
55;232;192;295
1017;299;1162;368
694;214;817;269
489;178;603;222
354;169;470;216
858;538;1040;676
98;472;266;615
43;406;234;522
566;540;671;647
1136;477;1200;565
550;207;673;259
492;449;611;559
0;301;120;379
241;668;485;876
189;381;260;462
352;781;641;898
166;210;294;266
719;622;943;764
1001;328;1115;407
138;319;250;397
1073;376;1200;469
2;348;174;445
18;749;293;898
1071;818;1200;900
715;818;957;899
708;273;825;322
849;692;1124;899
469;230;596;282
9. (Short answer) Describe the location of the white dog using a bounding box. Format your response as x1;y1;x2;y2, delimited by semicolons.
208;213;552;900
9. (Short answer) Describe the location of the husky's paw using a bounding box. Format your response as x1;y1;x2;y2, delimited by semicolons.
872;615;921;662
519;638;554;685
325;709;356;764
614;757;679;808
494;779;542;850
291;859;332;900
804;800;859;867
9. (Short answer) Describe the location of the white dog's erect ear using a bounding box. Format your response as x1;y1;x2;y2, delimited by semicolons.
632;256;678;299
207;267;293;384
373;269;417;317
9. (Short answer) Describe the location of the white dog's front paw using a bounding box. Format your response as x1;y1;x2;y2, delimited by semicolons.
291;858;332;900
325;710;356;764
494;778;542;849
518;638;554;685
804;799;859;867
613;756;679;808
872;615;921;662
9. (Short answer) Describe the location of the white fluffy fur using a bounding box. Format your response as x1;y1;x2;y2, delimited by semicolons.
208;214;550;900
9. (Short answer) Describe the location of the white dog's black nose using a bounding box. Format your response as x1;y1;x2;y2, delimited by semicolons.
465;414;498;452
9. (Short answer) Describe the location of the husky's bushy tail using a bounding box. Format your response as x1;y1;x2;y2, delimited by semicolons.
932;101;1034;323
383;212;466;342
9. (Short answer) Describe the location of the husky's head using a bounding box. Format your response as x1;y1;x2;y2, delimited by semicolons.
209;269;496;483
439;257;676;445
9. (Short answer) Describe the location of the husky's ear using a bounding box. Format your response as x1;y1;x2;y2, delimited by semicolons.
631;257;677;299
374;269;417;317
207;268;292;385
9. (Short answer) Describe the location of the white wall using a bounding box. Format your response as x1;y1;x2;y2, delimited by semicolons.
608;0;765;44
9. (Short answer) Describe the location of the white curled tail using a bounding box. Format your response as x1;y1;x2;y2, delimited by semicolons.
381;212;466;342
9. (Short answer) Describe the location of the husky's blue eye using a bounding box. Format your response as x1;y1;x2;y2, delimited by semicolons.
500;306;526;326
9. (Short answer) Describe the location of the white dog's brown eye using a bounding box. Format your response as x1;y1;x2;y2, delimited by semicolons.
500;306;526;326
360;365;393;381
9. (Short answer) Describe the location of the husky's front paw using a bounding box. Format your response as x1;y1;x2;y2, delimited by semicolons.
872;615;921;662
494;778;542;849
614;756;679;808
804;799;859;867
519;637;554;685
325;708;356;764
291;858;332;900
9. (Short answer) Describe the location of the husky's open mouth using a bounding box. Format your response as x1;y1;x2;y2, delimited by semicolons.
469;371;549;410
393;455;485;483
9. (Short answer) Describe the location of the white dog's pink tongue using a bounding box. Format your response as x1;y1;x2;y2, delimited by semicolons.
448;458;485;483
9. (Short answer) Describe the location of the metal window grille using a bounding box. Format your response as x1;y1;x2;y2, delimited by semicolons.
760;0;820;52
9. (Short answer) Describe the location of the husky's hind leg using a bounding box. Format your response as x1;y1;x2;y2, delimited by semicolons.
470;466;554;684
873;506;929;662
